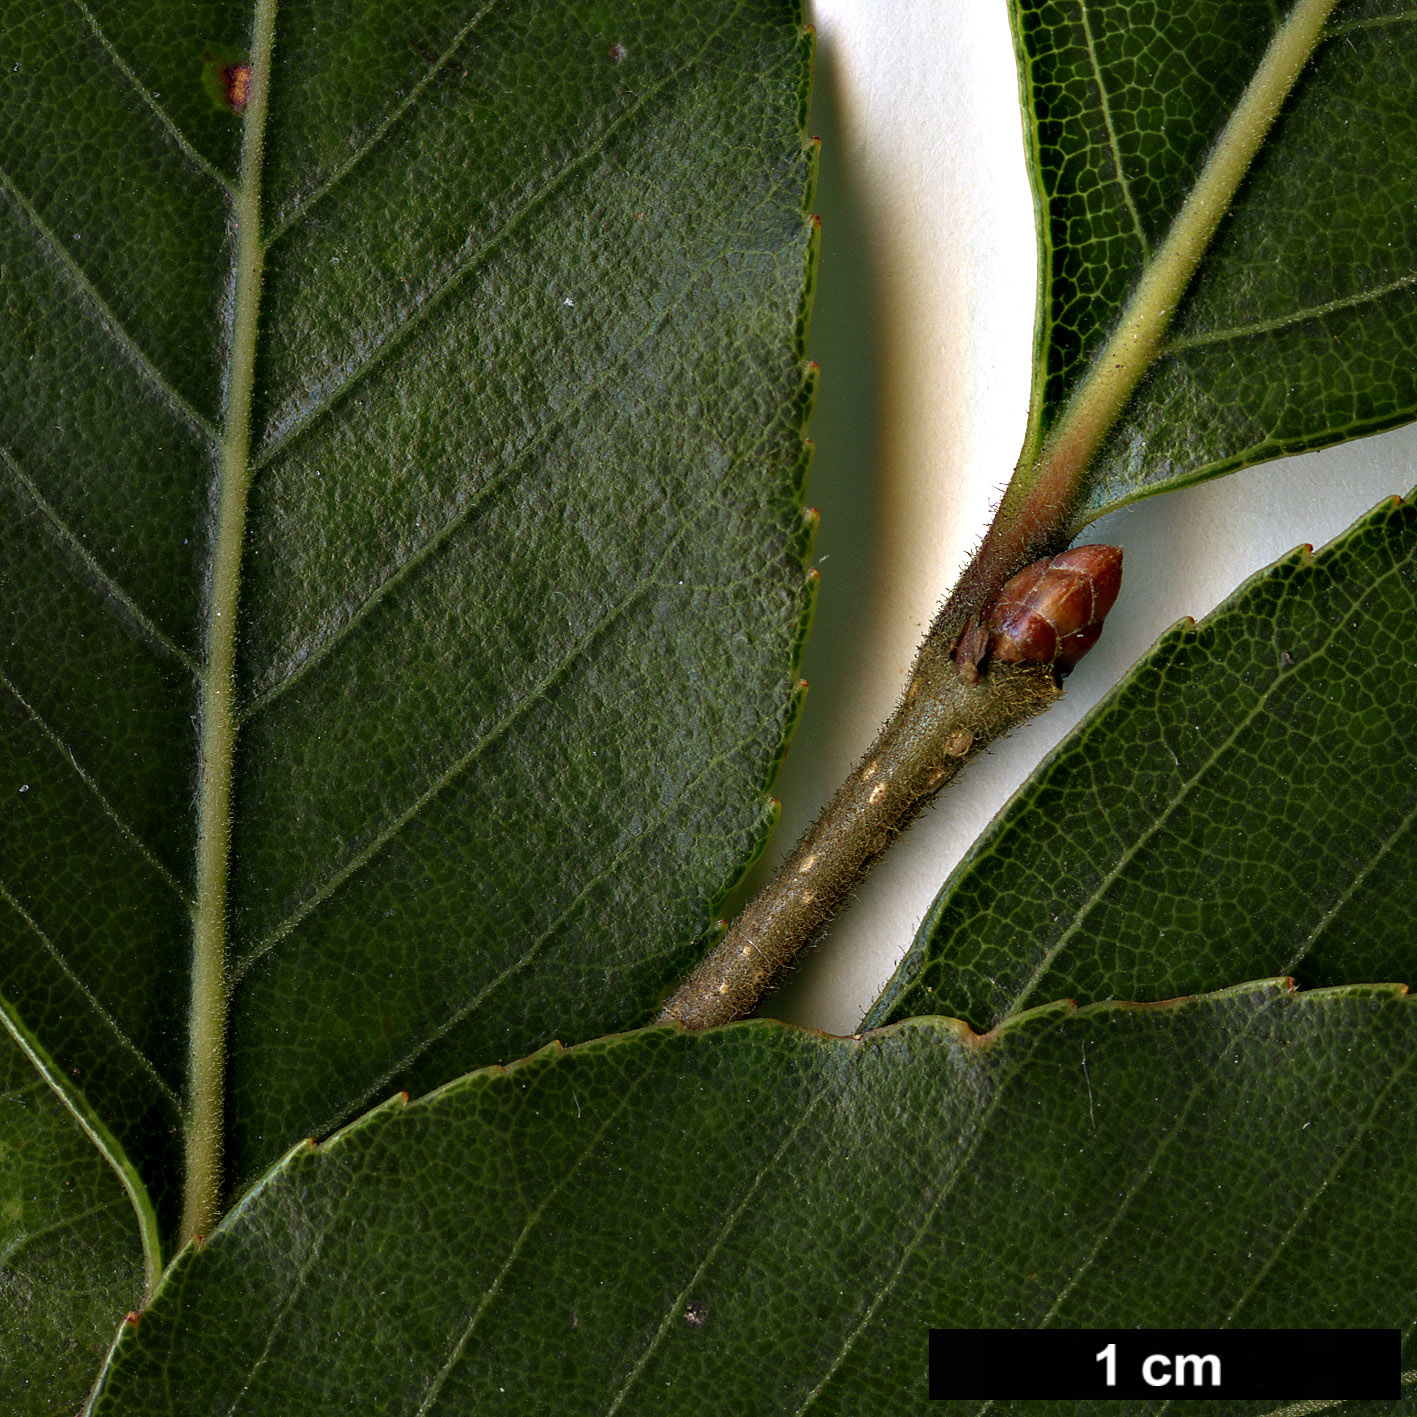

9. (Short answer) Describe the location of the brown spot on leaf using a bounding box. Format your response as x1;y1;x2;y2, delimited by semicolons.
223;64;251;113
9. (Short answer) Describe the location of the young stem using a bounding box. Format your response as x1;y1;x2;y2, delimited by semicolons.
661;0;1338;1031
181;0;277;1248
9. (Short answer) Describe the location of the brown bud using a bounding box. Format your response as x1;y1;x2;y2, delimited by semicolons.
985;544;1123;673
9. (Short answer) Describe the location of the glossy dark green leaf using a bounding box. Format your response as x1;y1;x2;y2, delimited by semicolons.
0;0;815;1217
1011;0;1417;529
869;492;1417;1032
0;1005;150;1417
89;982;1417;1415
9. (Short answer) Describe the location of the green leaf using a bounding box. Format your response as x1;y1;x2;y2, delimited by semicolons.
1012;0;1417;530
0;0;815;1223
868;491;1417;1032
90;982;1417;1414
0;1004;150;1417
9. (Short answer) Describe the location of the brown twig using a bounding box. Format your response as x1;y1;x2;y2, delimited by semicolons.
658;644;1060;1030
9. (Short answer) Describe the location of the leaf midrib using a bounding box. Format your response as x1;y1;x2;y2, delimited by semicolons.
939;0;1342;647
1042;0;1342;493
182;0;278;1248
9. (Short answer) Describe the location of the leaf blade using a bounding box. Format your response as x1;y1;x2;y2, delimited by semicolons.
90;984;1417;1414
0;0;816;1223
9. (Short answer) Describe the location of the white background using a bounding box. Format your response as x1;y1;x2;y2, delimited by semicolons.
750;0;1417;1034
